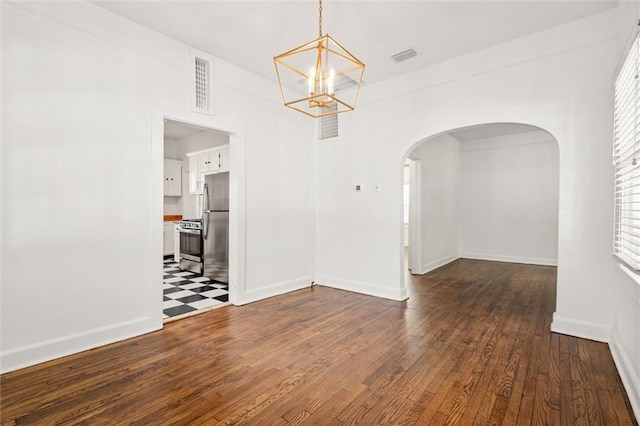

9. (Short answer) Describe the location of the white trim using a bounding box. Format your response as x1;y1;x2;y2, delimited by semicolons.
458;133;556;152
360;37;615;108
550;313;611;343
617;263;640;295
316;276;409;302
0;1;4;375
610;331;640;422
461;252;557;266
3;2;186;73
152;105;246;311
421;254;460;275
403;223;409;247
612;15;640;84
0;317;157;374
184;144;230;158
407;159;422;274
236;276;313;306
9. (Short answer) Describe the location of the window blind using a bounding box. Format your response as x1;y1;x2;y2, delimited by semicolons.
614;31;640;270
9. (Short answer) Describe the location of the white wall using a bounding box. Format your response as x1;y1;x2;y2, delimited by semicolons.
316;0;619;364
2;2;638;416
164;138;179;160
318;0;617;333
316;4;638;418
459;131;559;266
1;1;314;373
608;0;640;420
410;134;460;273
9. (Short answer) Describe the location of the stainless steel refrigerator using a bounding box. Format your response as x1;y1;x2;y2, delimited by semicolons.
202;172;229;283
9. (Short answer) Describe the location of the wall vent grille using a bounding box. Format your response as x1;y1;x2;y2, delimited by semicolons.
319;103;339;140
194;57;210;111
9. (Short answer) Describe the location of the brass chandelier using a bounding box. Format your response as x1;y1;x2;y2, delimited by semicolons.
273;0;365;118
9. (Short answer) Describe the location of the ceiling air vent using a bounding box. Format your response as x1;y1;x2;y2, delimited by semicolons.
297;74;362;93
334;74;359;92
391;48;418;63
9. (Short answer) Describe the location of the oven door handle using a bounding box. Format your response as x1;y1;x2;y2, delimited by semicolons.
179;228;201;235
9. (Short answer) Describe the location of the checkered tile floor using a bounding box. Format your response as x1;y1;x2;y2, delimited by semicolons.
163;257;229;319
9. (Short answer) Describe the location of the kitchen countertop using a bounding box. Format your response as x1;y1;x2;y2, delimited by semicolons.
164;215;182;222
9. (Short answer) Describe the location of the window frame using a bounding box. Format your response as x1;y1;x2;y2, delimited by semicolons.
613;28;640;271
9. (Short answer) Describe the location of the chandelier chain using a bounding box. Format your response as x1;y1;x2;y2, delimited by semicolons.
318;0;323;37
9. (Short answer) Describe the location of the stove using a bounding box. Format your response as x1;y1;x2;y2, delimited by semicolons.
178;219;203;274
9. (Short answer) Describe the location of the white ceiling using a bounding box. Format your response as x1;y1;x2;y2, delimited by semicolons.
93;1;617;86
164;119;228;140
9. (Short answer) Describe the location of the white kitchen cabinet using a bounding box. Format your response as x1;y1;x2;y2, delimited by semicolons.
187;145;230;195
163;222;175;256
197;151;220;174
219;146;230;172
188;156;200;194
163;160;182;196
173;223;180;262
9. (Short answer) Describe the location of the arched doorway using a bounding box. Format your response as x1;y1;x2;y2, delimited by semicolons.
402;123;560;288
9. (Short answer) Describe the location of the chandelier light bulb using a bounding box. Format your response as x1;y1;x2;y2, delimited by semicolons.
308;68;316;96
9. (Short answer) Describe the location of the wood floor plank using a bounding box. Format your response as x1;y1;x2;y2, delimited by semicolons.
1;259;636;425
570;352;604;425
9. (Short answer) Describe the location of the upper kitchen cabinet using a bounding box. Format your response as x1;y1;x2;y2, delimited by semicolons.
164;159;182;196
219;148;230;173
197;151;221;174
187;145;230;194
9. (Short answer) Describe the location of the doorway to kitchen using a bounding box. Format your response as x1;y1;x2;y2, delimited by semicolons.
162;119;231;321
151;107;245;326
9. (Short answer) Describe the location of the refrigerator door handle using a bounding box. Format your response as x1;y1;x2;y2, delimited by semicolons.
201;182;209;240
202;211;209;240
202;183;209;212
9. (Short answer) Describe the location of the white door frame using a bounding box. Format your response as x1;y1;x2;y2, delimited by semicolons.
407;158;423;275
151;105;245;327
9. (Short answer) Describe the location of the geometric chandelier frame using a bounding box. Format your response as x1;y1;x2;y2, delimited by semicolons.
273;0;365;118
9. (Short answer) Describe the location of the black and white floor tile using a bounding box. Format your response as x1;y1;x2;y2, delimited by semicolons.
163;257;229;319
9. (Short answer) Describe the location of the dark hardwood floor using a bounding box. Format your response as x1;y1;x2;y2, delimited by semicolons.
1;259;636;425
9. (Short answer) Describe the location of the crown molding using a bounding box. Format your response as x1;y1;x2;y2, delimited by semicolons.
3;1;187;73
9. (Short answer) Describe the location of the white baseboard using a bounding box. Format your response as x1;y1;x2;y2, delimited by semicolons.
236;276;313;305
461;252;557;266
0;317;159;374
550;312;611;342
415;254;460;275
315;276;408;301
610;331;640;422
